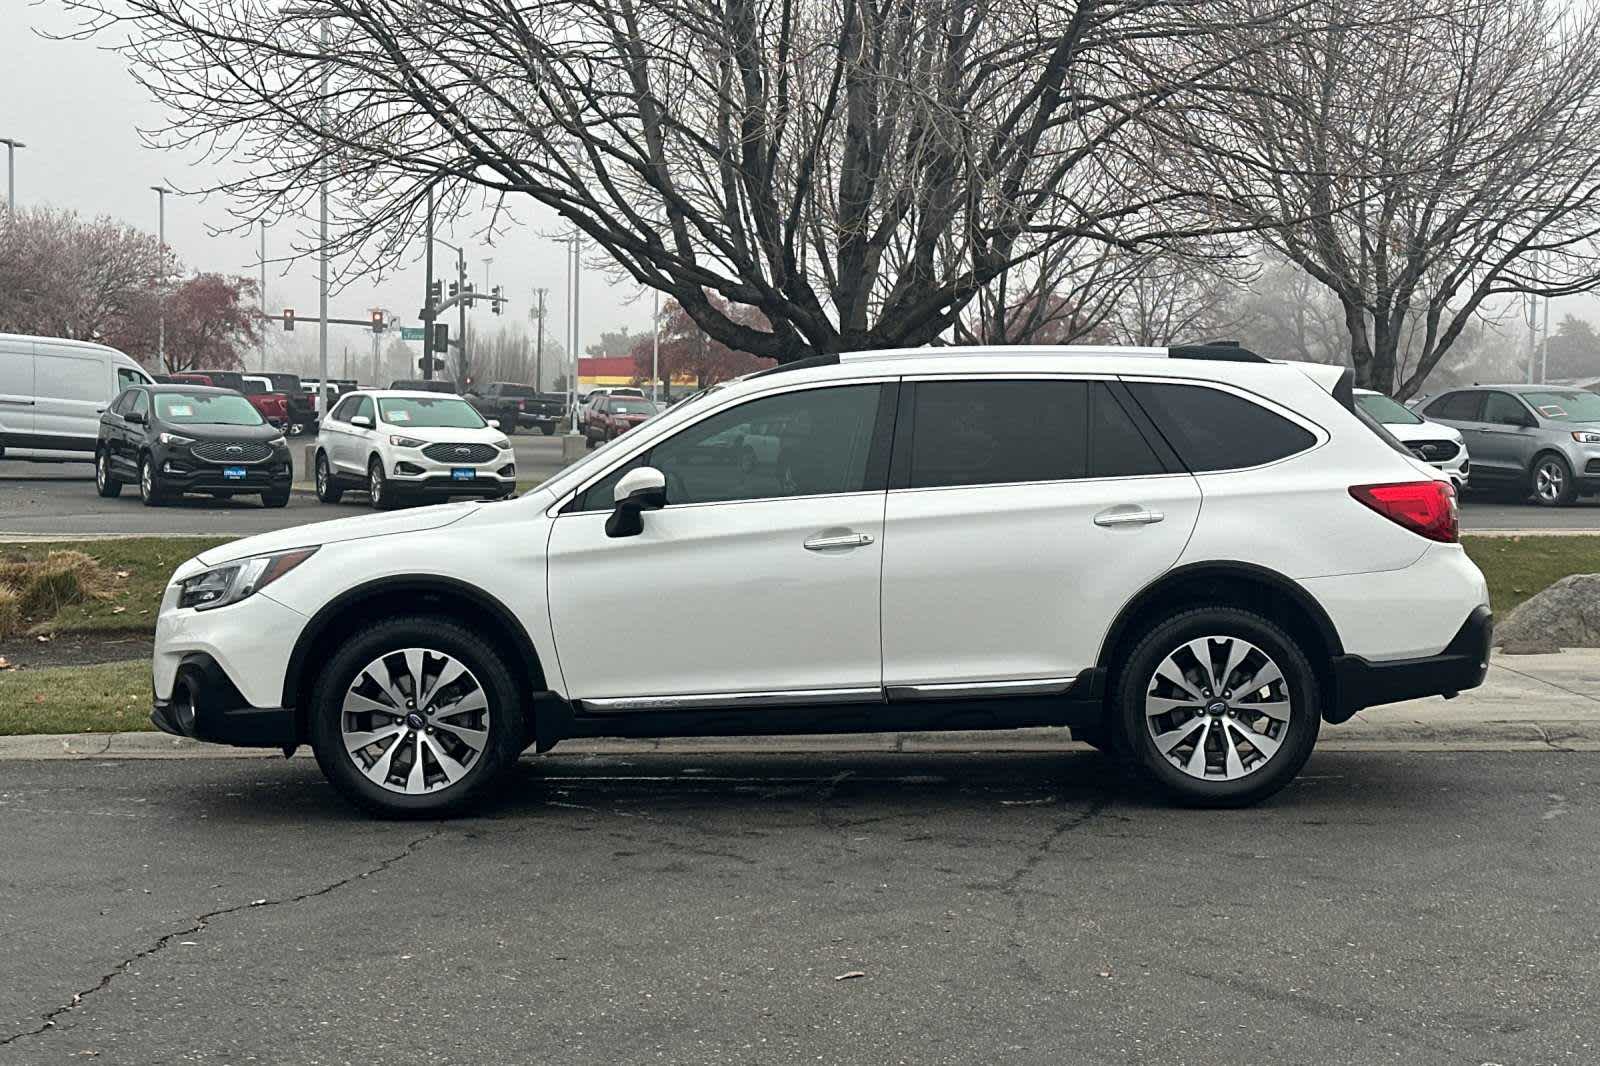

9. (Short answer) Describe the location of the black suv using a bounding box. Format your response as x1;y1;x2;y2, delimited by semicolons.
96;384;292;508
467;382;566;436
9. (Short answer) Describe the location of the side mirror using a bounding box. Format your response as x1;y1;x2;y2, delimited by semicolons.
605;466;667;538
488;418;501;430
351;415;373;429
125;410;146;425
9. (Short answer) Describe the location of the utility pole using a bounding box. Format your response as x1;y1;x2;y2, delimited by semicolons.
457;246;467;388
1541;276;1551;384
1;138;23;213
258;222;267;372
1526;252;1540;385
316;18;330;419
532;287;547;390
150;185;169;369
422;186;435;381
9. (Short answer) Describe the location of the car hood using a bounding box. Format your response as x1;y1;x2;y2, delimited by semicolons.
1383;419;1463;445
163;421;284;443
197;501;481;566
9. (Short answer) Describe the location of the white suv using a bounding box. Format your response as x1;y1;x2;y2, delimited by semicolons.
312;389;515;509
151;345;1491;815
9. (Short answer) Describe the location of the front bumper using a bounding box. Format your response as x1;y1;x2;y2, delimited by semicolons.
1326;605;1492;723
151;652;295;747
158;451;293;493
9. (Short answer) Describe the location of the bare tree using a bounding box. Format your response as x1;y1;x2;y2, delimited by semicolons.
64;0;1307;362
1103;252;1253;347
1215;0;1600;397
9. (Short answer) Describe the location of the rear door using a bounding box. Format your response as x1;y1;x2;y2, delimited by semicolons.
1423;391;1492;476
879;377;1202;692
0;339;35;442
33;345;111;454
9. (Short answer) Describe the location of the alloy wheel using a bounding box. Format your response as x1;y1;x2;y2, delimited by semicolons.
140;459;153;500
1535;460;1566;503
96;452;108;490
341;648;490;795
1143;635;1291;782
369;464;383;505
316;457;327;495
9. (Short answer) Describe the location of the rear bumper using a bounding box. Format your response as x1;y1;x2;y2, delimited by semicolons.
151;652;295;748
1326;605;1492;723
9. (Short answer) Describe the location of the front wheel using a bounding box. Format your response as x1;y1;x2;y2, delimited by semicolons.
315;452;343;504
1530;453;1577;507
368;457;399;510
307;616;525;817
541;424;555;437
96;450;123;498
261;487;291;508
1116;607;1320;807
138;455;167;507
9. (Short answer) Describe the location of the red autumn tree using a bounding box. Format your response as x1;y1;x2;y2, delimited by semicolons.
110;273;261;373
633;293;775;394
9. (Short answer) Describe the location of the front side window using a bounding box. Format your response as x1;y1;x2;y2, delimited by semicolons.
129;389;150;420
354;396;376;423
1356;392;1424;425
1482;392;1531;426
116;366;148;391
329;395;358;422
377;396;486;429
155;392;264;426
109;388;135;416
908;379;1089;488
1125;382;1316;472
576;384;883;509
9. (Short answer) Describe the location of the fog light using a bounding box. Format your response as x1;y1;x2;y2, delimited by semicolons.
394;461;425;476
498;463;516;477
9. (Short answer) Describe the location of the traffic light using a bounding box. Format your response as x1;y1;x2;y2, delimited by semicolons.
464;282;475;296
417;355;445;373
433;323;449;352
448;281;459;299
491;285;502;314
428;280;442;306
370;310;385;334
283;308;295;332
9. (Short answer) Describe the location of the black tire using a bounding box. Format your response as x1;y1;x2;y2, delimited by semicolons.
1529;452;1577;507
307;615;526;817
262;487;291;508
503;418;518;436
584;434;596;450
541;424;555;437
95;449;123;498
368;456;399;510
1115;607;1320;807
138;454;167;507
314;452;343;504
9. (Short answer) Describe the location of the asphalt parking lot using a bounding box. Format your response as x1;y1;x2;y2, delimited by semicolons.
0;435;571;537
1;750;1596;1064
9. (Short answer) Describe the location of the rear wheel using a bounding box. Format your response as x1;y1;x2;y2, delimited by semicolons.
95;450;123;498
1116;607;1319;807
1530;453;1577;506
314;452;343;503
307;616;525;817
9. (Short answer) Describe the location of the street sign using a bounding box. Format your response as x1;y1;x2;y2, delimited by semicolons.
400;326;425;341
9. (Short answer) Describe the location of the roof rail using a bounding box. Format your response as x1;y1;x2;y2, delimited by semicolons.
1167;341;1270;363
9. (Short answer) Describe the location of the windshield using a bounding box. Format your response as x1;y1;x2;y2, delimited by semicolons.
610;401;659;416
156;392;265;426
377;396;487;429
1356;392;1423;425
1522;391;1600;423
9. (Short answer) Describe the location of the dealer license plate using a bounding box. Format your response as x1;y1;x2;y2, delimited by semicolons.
223;466;247;480
451;468;474;481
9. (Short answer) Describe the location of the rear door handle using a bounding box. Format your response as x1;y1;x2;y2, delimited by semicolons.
1094;507;1165;527
804;531;874;551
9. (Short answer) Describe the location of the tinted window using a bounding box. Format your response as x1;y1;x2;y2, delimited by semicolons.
578;385;882;509
1126;383;1315;472
1355;392;1423;425
354;396;376;423
129;389;149;420
329;395;359;422
110;389;135;416
1427;392;1483;421
1482;392;1530;427
1089;383;1166;478
909;380;1087;488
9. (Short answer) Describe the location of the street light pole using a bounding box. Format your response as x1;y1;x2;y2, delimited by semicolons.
1;138;24;213
317;18;330;419
151;185;169;369
258;222;267;372
652;287;660;404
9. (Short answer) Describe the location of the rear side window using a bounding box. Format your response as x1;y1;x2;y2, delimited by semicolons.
1426;392;1483;421
1089;383;1166;478
1126;383;1315;472
908;380;1088;488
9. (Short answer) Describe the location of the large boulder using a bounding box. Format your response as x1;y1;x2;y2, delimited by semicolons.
1497;574;1600;654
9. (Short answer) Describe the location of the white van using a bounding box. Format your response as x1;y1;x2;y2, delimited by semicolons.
0;334;154;460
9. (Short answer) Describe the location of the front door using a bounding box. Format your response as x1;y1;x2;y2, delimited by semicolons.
547;381;893;704
1477;391;1539;481
880;378;1202;691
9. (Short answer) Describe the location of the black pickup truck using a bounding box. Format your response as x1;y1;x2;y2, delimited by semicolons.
246;372;317;435
468;382;567;436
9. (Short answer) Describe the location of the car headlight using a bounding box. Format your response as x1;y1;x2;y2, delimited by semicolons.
389;435;426;448
493;438;511;450
159;431;196;446
1572;431;1600;444
178;547;319;611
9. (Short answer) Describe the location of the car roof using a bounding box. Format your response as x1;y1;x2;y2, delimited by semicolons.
147;384;235;395
353;389;466;399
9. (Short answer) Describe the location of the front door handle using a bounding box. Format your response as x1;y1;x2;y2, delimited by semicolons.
1094;507;1165;527
804;531;874;551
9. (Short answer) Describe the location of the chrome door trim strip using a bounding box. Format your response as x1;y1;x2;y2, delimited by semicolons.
885;675;1080;701
577;686;884;713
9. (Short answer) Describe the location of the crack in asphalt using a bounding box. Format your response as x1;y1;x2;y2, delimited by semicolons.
0;828;442;1049
1488;662;1600;706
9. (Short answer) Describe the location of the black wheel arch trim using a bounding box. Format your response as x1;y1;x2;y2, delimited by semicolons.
1095;560;1346;676
280;575;547;723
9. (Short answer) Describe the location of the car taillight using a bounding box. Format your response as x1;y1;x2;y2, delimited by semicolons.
1349;480;1458;543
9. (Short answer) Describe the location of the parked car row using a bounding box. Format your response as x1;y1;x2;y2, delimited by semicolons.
1412;385;1600;506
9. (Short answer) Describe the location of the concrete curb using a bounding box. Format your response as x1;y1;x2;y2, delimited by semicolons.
6;722;1600;761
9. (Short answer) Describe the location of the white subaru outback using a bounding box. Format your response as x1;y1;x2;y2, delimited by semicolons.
151;344;1491;815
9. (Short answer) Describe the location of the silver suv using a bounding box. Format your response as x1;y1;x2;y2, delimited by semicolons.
1420;385;1600;505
